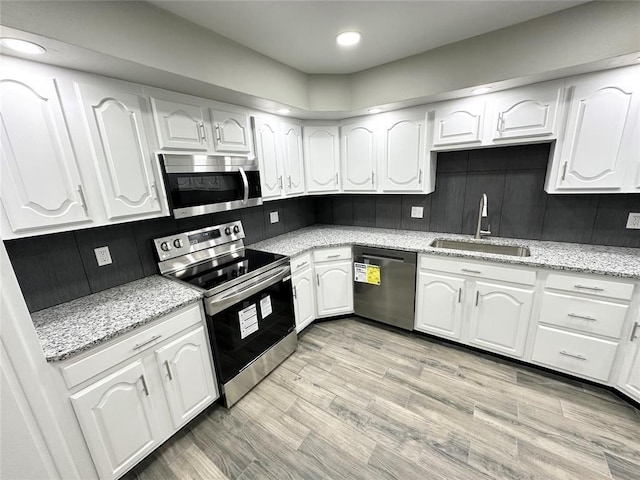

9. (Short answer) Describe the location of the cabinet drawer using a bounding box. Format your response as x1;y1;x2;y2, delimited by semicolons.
290;252;313;273
545;273;634;301
539;291;628;338
531;325;618;382
61;303;202;389
420;255;536;286
313;246;352;263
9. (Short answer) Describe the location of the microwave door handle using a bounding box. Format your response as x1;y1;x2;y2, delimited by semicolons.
238;166;249;205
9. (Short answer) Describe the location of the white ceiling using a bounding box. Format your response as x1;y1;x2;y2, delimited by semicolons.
149;0;587;74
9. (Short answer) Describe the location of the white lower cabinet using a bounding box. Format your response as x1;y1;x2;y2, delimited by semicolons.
415;272;465;340
65;304;218;480
617;319;640;402
468;281;534;358
315;261;354;317
292;266;316;333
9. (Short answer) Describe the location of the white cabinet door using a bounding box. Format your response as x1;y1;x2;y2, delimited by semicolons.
292;266;316;332
381;114;425;191
253;117;283;200
0;67;91;234
415;272;465;340
315;260;353;317
74;81;162;220
282;122;305;196
433;98;485;147
154;326;217;430
555;67;640;191
468;281;533;358
490;82;563;141
341;122;376;192
303;125;340;193
150;97;209;151
210;109;252;154
617;320;640;402
70;360;161;480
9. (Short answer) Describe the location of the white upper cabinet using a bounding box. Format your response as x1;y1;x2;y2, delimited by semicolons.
548;66;640;193
0;63;92;236
380;111;430;192
253;116;283;199
281;122;305;196
432;97;485;148
74;80;163;221
209;108;252;155
303;125;340;193
489;81;564;142
149;97;209;151
341;121;377;192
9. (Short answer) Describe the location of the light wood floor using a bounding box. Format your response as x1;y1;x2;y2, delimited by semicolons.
125;317;640;480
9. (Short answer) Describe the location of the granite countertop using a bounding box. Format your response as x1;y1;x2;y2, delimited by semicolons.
249;225;640;280
32;276;203;362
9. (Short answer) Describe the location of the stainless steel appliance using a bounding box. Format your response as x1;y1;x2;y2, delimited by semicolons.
158;154;262;219
154;221;296;407
353;246;417;330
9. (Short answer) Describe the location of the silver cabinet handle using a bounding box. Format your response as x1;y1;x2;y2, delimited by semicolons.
77;185;88;214
279;175;283;189
335;172;339;185
462;269;482;274
151;182;159;200
371;171;375;186
288;175;292;189
292;286;297;299
418;169;423;184
458;288;462;303
199;122;207;142
133;334;162;351
497;112;504;133
317;273;320;286
327;254;341;259
164;361;173;380
630;322;639;342
214;124;222;142
140;375;150;396
561;162;568;182
567;313;596;322
295;261;308;269
475;291;480;306
574;285;604;292
559;350;586;361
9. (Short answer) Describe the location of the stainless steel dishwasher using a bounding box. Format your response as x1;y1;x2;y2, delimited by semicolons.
353;246;417;330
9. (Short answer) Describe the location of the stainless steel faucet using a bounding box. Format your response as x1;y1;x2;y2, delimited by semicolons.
475;193;491;239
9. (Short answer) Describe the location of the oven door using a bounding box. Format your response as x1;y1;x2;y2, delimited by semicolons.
204;265;295;385
162;164;262;218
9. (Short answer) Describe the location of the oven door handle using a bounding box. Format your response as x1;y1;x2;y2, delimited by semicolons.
205;265;290;316
238;166;249;205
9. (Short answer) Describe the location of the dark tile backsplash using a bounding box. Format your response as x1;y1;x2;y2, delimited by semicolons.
5;144;638;313
6;196;316;312
315;144;640;249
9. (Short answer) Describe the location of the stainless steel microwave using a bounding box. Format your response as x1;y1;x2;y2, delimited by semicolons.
158;154;262;219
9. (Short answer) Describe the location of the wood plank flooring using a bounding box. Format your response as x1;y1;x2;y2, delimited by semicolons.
125;317;640;480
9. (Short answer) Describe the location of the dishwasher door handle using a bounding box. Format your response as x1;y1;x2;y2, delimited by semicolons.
361;254;405;263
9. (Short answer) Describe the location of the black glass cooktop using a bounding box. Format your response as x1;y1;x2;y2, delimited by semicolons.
179;249;286;291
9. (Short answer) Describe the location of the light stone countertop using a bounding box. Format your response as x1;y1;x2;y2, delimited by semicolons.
32;275;203;362
249;225;640;280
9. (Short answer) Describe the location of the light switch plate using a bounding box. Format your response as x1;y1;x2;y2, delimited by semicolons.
411;206;424;219
94;246;112;266
626;212;640;229
269;211;279;224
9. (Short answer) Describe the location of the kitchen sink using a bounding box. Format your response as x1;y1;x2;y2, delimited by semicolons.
429;239;531;257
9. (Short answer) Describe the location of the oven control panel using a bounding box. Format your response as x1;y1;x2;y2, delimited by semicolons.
153;221;245;262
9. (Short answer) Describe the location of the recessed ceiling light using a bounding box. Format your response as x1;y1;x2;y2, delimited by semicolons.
277;108;291;115
368;108;382;114
0;38;46;55
336;31;361;47
471;87;492;95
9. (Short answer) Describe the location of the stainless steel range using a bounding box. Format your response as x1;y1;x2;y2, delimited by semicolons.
154;221;296;407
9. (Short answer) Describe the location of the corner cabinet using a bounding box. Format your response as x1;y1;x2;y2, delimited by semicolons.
547;65;640;193
73;80;164;221
303;125;341;193
64;304;218;480
313;247;353;317
0;62;93;235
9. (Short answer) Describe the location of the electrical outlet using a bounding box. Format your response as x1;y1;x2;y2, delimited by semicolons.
270;211;279;224
626;212;640;229
94;246;112;266
411;206;424;219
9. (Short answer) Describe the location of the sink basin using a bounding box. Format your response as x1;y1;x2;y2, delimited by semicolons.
430;239;531;257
